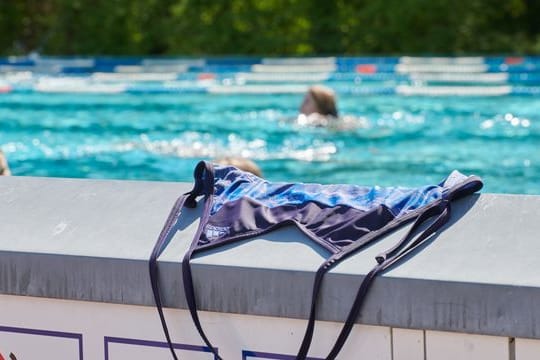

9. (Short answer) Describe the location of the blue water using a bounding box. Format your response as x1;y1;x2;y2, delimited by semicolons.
1;92;539;194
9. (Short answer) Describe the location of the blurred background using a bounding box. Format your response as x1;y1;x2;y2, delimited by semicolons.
0;0;539;195
1;0;540;56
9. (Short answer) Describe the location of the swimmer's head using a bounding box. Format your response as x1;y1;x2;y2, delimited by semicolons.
213;156;263;177
300;85;338;117
0;150;11;176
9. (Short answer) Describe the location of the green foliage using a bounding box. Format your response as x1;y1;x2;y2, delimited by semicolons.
0;0;538;55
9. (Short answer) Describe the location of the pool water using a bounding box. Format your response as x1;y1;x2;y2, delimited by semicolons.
0;92;539;194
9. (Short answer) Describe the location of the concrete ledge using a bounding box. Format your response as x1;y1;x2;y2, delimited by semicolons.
1;176;539;340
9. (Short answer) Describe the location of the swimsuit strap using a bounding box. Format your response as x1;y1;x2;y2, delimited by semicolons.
149;193;190;360
295;264;332;360
295;204;426;360
149;161;219;360
325;199;450;359
375;199;449;264
185;160;215;208
295;206;423;360
182;161;223;359
324;175;482;360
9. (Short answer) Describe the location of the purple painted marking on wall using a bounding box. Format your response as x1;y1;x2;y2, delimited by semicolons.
242;350;323;360
104;336;218;360
0;325;83;360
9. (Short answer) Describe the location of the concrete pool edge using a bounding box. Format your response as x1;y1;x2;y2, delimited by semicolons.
1;176;539;340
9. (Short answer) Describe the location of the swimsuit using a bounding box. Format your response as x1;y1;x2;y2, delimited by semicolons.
150;161;483;359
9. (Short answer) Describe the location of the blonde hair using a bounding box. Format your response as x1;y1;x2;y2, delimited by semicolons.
0;150;11;176
213;156;263;177
308;85;338;117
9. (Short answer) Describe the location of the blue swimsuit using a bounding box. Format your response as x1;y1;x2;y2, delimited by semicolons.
150;161;483;360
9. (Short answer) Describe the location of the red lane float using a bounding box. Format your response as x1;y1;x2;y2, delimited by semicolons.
0;85;12;93
356;64;377;74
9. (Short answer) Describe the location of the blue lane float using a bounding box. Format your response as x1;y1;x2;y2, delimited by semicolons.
2;55;540;96
3;55;540;74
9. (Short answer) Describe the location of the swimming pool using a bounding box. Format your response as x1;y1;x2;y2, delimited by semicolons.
0;56;539;194
1;90;538;195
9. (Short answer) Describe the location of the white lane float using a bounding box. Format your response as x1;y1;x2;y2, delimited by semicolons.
209;84;308;94
234;72;330;83
251;64;337;73
399;56;485;65
91;72;179;82
34;77;126;93
396;85;512;96
409;72;509;84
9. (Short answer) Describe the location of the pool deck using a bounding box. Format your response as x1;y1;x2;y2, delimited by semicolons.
0;175;539;340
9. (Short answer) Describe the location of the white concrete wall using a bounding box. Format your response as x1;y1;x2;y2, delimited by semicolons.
1;294;538;360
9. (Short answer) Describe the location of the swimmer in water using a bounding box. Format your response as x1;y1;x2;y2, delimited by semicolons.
300;85;338;118
297;85;338;127
297;85;366;130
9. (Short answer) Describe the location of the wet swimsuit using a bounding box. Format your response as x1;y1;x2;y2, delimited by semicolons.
149;161;483;359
